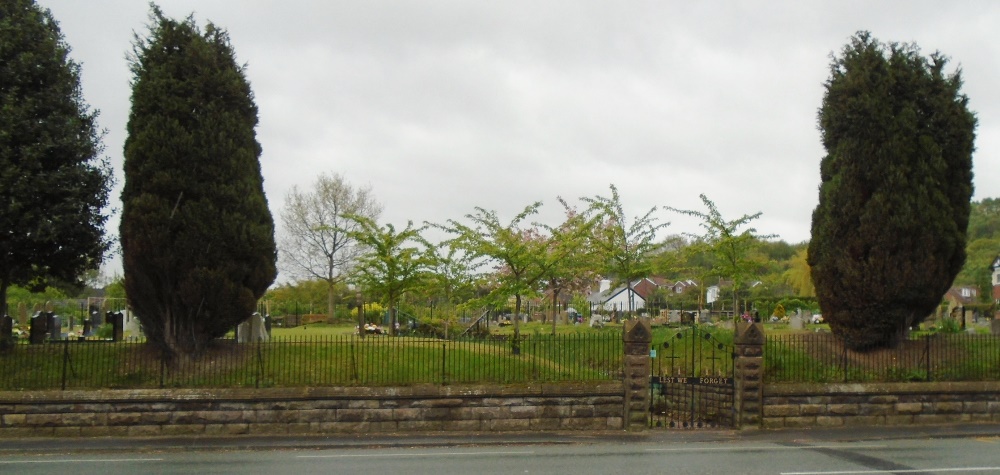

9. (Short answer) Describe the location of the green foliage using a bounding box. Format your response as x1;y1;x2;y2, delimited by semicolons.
346;215;433;334
808;32;976;350
954;198;1000;302
583;184;669;313
120;7;277;358
0;0;113;316
773;303;786;319
667;194;774;317
435;201;559;340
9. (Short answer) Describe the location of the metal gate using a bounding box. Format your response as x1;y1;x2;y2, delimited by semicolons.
649;326;735;429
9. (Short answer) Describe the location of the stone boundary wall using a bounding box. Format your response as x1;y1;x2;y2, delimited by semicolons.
0;382;624;438
762;382;1000;428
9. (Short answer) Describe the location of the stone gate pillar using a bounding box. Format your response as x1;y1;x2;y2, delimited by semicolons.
623;318;652;431
733;322;765;429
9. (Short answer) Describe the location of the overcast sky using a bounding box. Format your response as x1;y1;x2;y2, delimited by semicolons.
38;1;1000;280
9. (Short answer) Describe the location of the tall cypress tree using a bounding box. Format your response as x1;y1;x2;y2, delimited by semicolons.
121;6;276;358
808;32;976;350
0;0;112;316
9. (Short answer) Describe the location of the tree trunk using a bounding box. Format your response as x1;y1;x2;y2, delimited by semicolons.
327;281;336;321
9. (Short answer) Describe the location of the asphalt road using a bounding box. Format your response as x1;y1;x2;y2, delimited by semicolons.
2;424;999;475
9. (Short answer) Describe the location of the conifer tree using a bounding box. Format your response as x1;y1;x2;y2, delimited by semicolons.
808;32;976;350
0;0;112;316
121;6;276;358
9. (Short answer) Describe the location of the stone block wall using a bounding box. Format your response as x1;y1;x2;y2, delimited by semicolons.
763;382;1000;428
0;382;624;438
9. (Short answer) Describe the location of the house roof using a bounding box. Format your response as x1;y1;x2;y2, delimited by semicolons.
587;279;650;305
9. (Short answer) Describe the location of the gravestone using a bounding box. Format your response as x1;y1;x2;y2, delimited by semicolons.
668;310;681;324
29;311;47;344
700;310;712;323
111;311;124;341
238;313;269;342
992;319;1000;336
264;314;272;334
91;310;103;327
48;313;61;340
123;311;141;338
0;314;12;350
789;315;804;330
83;319;93;336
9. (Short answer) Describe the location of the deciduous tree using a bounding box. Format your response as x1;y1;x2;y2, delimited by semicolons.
583;185;669;315
278;172;382;319
346;215;432;335
668;194;773;319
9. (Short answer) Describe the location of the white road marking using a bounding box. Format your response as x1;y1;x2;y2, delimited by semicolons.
0;458;164;464
298;450;535;458
646;444;888;452
781;468;1000;475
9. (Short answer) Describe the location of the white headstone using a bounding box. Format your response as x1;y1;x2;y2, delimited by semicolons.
790;315;804;330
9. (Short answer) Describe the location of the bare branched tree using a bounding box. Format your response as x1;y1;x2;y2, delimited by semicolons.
278;173;382;319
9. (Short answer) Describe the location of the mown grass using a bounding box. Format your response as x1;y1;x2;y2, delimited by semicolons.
0;333;622;390
765;331;1000;383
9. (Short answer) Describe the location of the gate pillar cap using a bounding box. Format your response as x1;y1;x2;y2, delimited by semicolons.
624;318;652;343
735;322;765;345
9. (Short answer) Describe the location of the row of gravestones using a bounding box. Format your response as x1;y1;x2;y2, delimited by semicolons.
0;311;125;344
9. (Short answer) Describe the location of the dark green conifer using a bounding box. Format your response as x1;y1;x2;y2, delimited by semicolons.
121;6;276;358
0;0;112;316
808;32;976;350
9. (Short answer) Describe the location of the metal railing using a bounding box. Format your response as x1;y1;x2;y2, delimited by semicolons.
765;332;1000;383
0;333;623;390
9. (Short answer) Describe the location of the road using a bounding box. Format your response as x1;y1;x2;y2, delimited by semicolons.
2;425;999;475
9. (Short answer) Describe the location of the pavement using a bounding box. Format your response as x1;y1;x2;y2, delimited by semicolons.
2;423;998;455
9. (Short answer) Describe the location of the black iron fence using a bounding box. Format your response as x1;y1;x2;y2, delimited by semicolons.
0;333;623;390
765;332;1000;383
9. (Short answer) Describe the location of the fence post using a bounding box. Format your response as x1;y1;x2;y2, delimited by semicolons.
441;342;447;386
733;322;765;429
622;318;652;431
61;338;70;390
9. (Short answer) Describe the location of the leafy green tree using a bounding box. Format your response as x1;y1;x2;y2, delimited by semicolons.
808;32;976;350
436;202;566;344
783;248;815;297
425;242;479;307
967;198;1000;241
668;194;773;319
538;198;597;332
583;185;669;314
120;7;277;358
346;215;432;335
278;172;382;320
0;0;112;317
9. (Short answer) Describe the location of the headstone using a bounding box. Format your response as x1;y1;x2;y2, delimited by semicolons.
1;314;12;340
992;319;1000;336
48;313;62;340
789;315;804;330
699;310;711;323
91;310;103;327
83;319;93;337
264;314;272;334
111;311;124;341
123;310;141;338
668;310;681;324
250;312;268;342
29;312;47;344
236;321;247;342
